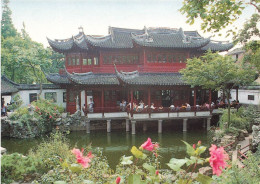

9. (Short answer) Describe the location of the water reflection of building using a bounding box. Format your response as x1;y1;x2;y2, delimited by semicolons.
46;27;233;114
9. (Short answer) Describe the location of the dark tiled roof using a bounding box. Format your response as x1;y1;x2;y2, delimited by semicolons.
1;75;62;94
131;28;210;48
46;69;187;86
47;32;88;53
18;84;62;90
48;26;232;51
227;48;245;55
66;70;119;85
1;75;19;95
201;41;234;51
116;71;187;86
45;73;71;84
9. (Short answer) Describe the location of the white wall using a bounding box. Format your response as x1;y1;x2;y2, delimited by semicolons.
15;89;66;109
230;89;260;106
218;89;260;106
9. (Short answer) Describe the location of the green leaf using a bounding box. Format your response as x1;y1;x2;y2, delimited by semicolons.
82;180;95;184
54;181;67;184
195;173;213;184
182;141;196;156
177;179;192;184
167;158;187;171
69;163;82;173
128;174;146;184
143;163;156;175
121;155;133;165
197;146;207;155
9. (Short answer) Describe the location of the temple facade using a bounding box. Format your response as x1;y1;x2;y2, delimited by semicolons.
46;27;233;114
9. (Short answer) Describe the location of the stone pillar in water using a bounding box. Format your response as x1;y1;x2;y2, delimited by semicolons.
86;120;90;133
126;119;130;132
131;120;136;135
107;119;111;133
203;118;206;128
80;90;85;116
183;119;188;132
207;118;211;131
158;120;163;133
143;122;147;132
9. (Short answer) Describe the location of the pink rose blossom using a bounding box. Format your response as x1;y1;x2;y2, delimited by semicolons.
141;138;159;152
209;144;229;176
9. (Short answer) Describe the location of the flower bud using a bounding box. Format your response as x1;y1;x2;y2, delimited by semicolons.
193;144;196;149
198;140;201;146
116;176;121;184
155;170;159;175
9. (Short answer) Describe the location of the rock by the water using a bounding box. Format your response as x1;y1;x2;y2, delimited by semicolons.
1;147;7;154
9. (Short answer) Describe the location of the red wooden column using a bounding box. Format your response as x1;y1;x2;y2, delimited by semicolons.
193;88;196;106
101;88;104;112
148;88;151;106
209;89;212;108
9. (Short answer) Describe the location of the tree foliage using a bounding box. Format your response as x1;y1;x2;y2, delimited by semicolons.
1;0;18;39
180;51;257;126
1;0;64;84
180;0;260;42
243;40;260;73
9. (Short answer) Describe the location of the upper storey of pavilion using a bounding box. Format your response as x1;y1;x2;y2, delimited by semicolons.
47;26;233;53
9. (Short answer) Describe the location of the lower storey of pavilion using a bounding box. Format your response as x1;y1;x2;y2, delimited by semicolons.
47;71;220;134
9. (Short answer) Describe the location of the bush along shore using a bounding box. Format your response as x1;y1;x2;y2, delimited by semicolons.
1;132;260;184
210;105;260;151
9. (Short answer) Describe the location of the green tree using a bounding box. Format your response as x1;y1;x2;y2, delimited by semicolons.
1;0;18;39
180;51;257;126
243;40;260;73
180;0;260;41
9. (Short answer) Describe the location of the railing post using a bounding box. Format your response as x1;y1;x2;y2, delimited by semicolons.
131;120;136;135
86;120;90;134
236;144;241;159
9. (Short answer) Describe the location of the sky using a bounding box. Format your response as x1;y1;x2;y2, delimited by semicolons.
8;0;258;48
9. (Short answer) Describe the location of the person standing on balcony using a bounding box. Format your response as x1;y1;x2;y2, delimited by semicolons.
88;98;94;113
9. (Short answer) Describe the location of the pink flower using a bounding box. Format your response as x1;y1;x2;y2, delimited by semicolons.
198;140;201;146
49;115;52;119
87;151;94;159
141;138;159;151
116;176;121;184
193;144;196;149
71;148;93;168
209;144;229;176
71;148;83;158
155;170;159;175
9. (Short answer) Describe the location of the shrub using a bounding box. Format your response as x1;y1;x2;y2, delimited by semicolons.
28;132;73;172
1;153;42;184
7;94;23;111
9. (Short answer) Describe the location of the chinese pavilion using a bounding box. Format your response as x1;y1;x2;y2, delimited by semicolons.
46;27;233;114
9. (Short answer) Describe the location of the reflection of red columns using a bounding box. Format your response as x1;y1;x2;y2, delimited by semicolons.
148;88;151;106
236;87;238;102
101;88;104;111
209;89;212;107
193;88;196;106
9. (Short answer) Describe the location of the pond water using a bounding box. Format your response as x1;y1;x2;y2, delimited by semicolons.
1;128;210;170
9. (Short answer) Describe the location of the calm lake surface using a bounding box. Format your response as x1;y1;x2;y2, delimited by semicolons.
1;128;210;169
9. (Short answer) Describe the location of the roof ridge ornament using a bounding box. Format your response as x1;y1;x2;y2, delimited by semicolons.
78;26;84;33
109;26;114;42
